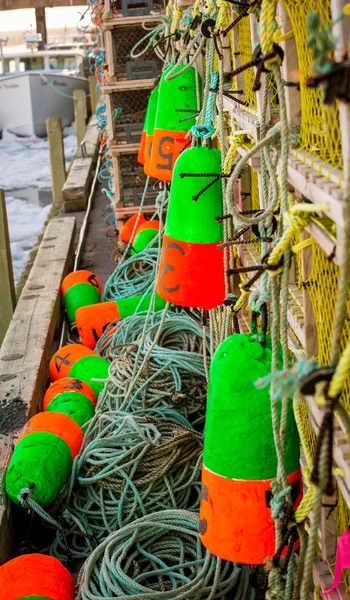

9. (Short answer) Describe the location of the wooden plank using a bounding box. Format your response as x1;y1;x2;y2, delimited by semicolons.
102;78;155;92
88;75;100;113
300;232;318;357
314;557;346;600
0;0;83;9
63;156;94;212
101;14;162;29
0;190;16;346
109;143;140;155
0;216;76;565
104;29;115;80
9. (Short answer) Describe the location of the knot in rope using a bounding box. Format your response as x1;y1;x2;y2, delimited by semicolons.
191;72;218;140
270;480;292;521
255;358;320;402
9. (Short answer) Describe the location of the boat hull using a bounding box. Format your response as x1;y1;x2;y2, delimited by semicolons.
0;71;88;137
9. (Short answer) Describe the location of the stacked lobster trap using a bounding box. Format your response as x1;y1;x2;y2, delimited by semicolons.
99;0;166;214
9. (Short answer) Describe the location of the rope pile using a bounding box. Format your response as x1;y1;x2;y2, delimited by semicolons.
103;249;160;302
98;312;209;427
52;412;203;560
77;510;252;600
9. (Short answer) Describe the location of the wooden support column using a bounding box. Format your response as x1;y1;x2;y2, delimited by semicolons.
46;117;66;205
277;3;301;124
0;190;16;346
35;7;47;50
74;89;87;149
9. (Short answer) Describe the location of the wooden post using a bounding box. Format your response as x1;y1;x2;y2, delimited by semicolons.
35;6;47;50
88;75;99;113
74;89;87;148
0;190;16;345
46;117;66;205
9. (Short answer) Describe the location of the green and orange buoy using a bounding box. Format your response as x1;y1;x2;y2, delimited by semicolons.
76;292;167;349
0;554;75;600
149;65;201;182
199;333;302;564
119;213;149;244
6;412;83;507
49;343;109;396
157;146;225;310
138;86;159;174
43;377;96;428
61;270;102;324
131;220;160;255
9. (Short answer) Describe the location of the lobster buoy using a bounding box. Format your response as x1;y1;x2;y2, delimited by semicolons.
119;213;149;244
61;270;102;324
199;334;302;564
6;412;83;507
0;554;75;600
138;86;159;171
157;146;225;310
76;292;167;349
43;378;96;428
143;86;159;176
49;344;109;396
131;220;160;255
149;65;201;182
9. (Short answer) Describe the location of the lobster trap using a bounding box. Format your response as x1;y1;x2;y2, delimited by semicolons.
105;85;152;145
105;24;163;81
112;150;159;209
105;0;165;18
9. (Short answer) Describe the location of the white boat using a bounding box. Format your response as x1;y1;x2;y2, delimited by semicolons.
0;48;89;137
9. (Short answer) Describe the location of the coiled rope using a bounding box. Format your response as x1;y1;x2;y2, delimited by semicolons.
76;510;252;600
51;412;203;560
98;312;209;428
103;249;160;302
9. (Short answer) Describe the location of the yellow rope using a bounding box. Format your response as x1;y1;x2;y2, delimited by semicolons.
267;203;329;269
328;339;350;399
170;0;182;34
223;131;253;175
215;0;230;31
260;0;277;57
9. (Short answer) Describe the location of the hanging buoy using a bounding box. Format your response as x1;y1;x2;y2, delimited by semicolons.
6;412;83;507
199;333;302;564
61;270;102;324
138;86;159;171
119;213;149;244
149;65;201;182
131;220;160;255
157;146;225;310
43;378;96;428
49;344;109;395
76;292;167;349
143;86;159;176
0;554;75;600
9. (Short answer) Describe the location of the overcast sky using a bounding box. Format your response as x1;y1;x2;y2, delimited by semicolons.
0;7;87;31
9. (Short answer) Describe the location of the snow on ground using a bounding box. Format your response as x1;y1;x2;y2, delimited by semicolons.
0;126;77;282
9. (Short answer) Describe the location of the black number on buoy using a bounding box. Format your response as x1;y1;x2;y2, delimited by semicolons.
159;241;185;294
54;352;72;373
87;273;99;288
92;322;110;343
156;136;174;170
64;379;83;390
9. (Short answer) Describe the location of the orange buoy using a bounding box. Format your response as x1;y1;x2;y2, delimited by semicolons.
43;377;96;409
0;553;75;600
49;343;96;381
61;270;102;324
17;411;83;459
119;213;149;244
49;344;109;396
61;270;102;296
157;146;225;310
149;65;201;182
76;293;166;349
